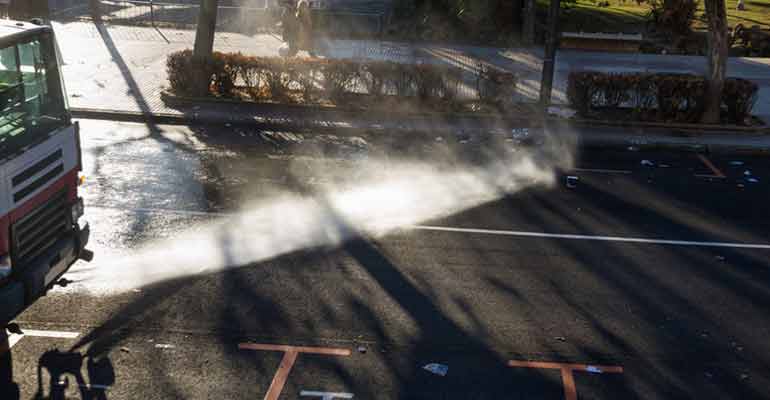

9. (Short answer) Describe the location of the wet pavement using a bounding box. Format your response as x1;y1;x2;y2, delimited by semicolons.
3;119;770;399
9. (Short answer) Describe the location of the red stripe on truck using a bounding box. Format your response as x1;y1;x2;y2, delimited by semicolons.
9;168;78;224
0;168;78;255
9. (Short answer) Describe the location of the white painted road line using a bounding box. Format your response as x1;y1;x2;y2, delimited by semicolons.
4;329;80;351
411;225;770;250
300;391;355;399
21;329;80;339
7;334;23;348
91;206;770;250
695;174;727;179
55;381;112;391
573;168;632;174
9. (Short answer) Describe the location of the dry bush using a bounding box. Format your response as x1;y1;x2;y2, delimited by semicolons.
321;60;359;101
476;63;517;106
167;50;520;112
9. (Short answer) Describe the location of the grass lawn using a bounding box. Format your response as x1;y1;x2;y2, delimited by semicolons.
540;0;770;34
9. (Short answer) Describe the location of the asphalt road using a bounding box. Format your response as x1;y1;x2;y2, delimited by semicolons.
3;119;770;399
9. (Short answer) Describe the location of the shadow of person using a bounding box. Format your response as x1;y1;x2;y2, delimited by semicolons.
35;349;115;400
0;339;21;400
86;357;114;400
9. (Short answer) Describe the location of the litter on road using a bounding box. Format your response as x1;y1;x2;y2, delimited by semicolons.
511;128;530;140
730;161;745;166
566;176;579;189
423;363;449;376
641;160;655;167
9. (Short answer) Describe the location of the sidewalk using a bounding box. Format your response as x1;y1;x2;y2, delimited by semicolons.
53;20;770;152
54;20;285;117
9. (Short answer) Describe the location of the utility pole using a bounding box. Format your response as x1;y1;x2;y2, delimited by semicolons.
511;0;523;29
194;0;219;60
539;0;560;108
89;0;101;21
523;0;536;46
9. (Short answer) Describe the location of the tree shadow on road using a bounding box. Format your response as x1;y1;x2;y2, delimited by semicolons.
475;170;770;399
60;136;770;399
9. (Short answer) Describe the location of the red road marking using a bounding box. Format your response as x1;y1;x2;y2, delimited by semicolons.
508;360;623;400
239;343;351;400
562;369;577;400
697;155;726;178
239;343;351;356
266;350;298;400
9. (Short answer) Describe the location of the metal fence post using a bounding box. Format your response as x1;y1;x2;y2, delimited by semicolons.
150;0;155;26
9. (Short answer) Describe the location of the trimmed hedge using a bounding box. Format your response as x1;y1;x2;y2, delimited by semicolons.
166;50;517;110
567;71;759;125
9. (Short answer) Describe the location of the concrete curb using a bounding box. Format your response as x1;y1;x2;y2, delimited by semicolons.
71;108;189;125
158;91;530;121
160;92;770;135
71;107;770;155
567;117;769;135
571;127;770;155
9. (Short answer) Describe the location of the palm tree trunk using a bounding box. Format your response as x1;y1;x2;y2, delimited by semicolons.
701;0;728;124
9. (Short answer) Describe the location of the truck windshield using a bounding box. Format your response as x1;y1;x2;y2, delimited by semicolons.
0;32;68;159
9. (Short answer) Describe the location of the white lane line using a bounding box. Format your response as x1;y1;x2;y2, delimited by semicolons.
694;174;727;179
90;206;769;250
300;391;354;399
21;329;80;339
7;334;24;348
55;381;111;391
4;329;80;351
573;168;632;174
88;384;112;390
411;225;770;250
